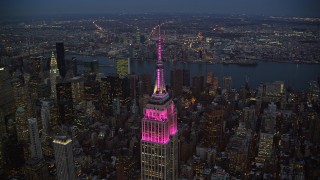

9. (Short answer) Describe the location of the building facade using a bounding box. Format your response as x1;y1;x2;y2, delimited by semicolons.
56;42;66;78
222;76;232;92
28;118;43;159
50;52;59;99
116;58;130;77
53;136;75;180
203;108;224;148
56;82;74;124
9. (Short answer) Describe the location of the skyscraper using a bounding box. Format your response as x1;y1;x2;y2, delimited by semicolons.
28;75;41;104
203;108;224;148
243;106;257;131
130;73;137;98
206;71;213;86
0;66;14;135
30;57;41;75
213;76;218;92
101;75;130;114
192;75;204;97
11;78;28;111
70;76;84;105
56;42;66;78
50;52;59;99
56;82;74;124
170;69;183;97
16;107;28;142
222;76;232;92
41;100;51;135
141;25;178;179
28;118;43;159
83;80;101;108
182;69;190;87
140;73;153;96
116;58;130;77
71;56;77;77
53;136;75;180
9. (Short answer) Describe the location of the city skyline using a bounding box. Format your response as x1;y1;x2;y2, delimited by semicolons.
0;6;319;179
1;0;320;18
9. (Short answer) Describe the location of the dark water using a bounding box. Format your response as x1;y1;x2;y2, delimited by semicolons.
66;54;320;91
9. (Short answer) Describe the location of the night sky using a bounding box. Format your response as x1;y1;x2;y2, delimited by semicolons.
0;0;319;17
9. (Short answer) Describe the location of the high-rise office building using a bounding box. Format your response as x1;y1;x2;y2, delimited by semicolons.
2;135;25;168
308;80;320;102
70;76;83;105
182;69;190;87
56;42;66;78
130;73;138;114
101;75;120;113
16;107;28;142
130;73;137;98
111;97;120;116
101;76;118;114
56;82;74;124
28;118;43;159
213;76;218;91
101;75;130;114
30;57;42;75
258;81;285;102
116;156;137;180
192;75;204;97
50;52;59;99
53;136;75;180
37;82;51;99
140;73;153;96
170;69;183;97
11;78;28;110
226;126;251;176
24;158;49;180
71;57;78;77
56;81;72;100
118;76;131;108
206;71;213;86
85;60;99;73
243;106;257;131
41;100;51;135
203;108;224;148
28;75;41;104
141;25;178;179
222;76;232;92
255;133;274;164
116;59;130;77
84;80;101;108
16;106;30;160
0;66;14;135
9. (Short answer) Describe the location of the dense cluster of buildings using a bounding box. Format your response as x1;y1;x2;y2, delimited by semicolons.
1;14;320;65
0;15;319;180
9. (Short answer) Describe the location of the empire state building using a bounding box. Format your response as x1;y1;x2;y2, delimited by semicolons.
141;25;178;180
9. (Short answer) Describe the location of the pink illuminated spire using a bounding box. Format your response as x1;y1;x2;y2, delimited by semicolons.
152;23;168;99
141;24;178;146
157;24;162;63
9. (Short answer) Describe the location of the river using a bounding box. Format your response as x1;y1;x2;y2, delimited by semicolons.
65;54;320;91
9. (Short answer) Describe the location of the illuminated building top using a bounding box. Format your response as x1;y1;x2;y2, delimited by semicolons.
141;24;178;144
50;51;57;67
53;136;72;145
50;51;59;75
151;24;169;103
